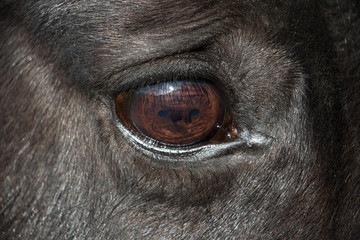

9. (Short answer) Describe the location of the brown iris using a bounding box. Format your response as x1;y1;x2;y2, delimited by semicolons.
116;80;232;145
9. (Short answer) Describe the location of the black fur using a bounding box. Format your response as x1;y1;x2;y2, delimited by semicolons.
0;0;359;239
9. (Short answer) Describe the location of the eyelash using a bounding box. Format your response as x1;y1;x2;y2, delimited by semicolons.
106;57;218;94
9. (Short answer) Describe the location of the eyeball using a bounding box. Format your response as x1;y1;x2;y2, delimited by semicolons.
115;80;237;147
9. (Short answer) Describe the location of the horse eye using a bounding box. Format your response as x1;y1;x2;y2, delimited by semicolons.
115;80;237;146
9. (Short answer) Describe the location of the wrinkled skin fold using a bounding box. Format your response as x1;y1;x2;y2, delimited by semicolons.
0;0;359;239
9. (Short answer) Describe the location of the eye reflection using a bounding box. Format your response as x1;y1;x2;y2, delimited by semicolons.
115;80;237;146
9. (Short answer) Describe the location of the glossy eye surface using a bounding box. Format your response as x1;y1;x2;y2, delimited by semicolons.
115;80;235;146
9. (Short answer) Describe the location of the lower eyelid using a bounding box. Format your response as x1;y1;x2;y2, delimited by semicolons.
113;109;272;163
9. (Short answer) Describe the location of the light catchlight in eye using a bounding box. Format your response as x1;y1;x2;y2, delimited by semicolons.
115;80;238;148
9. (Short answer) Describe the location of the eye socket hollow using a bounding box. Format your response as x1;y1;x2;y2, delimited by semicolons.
115;80;237;146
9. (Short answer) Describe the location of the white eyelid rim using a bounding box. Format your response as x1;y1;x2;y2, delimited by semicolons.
115;118;271;161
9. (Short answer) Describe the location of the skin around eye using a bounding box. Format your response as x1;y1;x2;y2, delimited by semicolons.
116;80;228;146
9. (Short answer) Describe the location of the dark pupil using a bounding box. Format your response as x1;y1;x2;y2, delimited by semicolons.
130;80;225;145
158;109;199;122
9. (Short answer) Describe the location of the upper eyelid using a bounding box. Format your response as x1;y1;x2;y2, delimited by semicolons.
104;57;221;95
